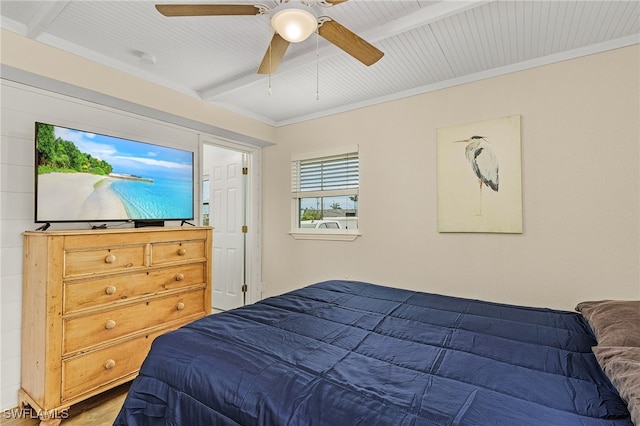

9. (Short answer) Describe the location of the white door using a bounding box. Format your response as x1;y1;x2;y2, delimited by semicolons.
203;145;245;311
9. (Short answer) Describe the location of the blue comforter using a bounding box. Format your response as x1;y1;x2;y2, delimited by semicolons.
114;280;632;425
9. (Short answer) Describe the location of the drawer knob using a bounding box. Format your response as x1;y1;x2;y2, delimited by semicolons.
104;359;116;370
177;248;187;256
175;273;185;282
105;254;117;264
105;319;117;330
105;286;117;295
176;302;185;311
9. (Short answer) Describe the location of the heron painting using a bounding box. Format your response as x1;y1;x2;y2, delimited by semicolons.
455;135;499;215
437;115;522;233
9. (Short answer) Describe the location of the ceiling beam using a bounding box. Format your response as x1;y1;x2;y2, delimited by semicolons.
200;0;490;101
26;1;70;39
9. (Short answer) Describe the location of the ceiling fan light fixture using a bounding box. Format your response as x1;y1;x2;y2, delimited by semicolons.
271;6;317;43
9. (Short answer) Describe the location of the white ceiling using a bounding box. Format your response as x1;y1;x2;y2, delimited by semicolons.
1;1;638;127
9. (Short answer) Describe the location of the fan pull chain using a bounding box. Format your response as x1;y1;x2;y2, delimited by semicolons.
268;55;272;95
268;23;272;96
315;30;319;101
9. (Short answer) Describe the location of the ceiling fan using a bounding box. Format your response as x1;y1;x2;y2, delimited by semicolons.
155;1;384;74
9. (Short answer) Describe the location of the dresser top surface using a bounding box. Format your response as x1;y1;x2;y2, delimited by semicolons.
24;226;213;237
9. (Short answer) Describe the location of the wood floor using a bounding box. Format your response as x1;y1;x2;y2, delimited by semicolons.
1;383;130;426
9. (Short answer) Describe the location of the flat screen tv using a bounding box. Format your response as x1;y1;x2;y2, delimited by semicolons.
34;122;194;225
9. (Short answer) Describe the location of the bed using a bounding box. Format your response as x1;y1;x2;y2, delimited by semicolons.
114;280;639;425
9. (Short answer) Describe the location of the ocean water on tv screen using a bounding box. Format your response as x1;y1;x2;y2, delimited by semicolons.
110;176;192;220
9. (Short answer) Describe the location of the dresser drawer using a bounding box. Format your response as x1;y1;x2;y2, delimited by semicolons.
61;329;166;401
64;264;206;313
63;290;205;355
152;240;206;265
64;245;146;278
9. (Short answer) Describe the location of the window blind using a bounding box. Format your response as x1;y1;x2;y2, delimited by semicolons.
292;151;359;194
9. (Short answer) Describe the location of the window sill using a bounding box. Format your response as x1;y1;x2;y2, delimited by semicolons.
289;231;361;241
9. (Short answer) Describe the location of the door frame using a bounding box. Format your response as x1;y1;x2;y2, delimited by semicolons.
200;135;262;306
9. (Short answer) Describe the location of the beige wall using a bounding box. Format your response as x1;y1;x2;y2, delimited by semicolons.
263;45;640;310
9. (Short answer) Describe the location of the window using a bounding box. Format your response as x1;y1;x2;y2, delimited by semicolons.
291;146;360;241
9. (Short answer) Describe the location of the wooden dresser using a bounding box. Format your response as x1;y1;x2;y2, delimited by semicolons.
19;226;212;425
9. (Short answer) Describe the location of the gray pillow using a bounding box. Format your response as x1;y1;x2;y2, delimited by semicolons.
575;300;640;347
593;346;640;425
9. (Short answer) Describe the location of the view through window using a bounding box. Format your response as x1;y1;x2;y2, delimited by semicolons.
291;147;359;231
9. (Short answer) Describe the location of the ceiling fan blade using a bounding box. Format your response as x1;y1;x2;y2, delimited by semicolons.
257;33;290;74
155;4;260;17
325;0;349;4
318;18;383;66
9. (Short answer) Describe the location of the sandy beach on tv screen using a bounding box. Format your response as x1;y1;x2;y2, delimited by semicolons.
37;172;128;221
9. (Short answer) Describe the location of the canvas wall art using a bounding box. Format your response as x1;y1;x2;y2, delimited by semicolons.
437;115;522;233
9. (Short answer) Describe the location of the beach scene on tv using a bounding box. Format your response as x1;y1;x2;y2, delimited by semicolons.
36;123;194;223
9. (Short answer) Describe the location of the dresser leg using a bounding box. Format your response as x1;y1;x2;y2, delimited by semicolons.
17;394;65;425
39;418;62;426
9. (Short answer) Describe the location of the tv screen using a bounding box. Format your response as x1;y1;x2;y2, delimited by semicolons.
35;122;194;224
